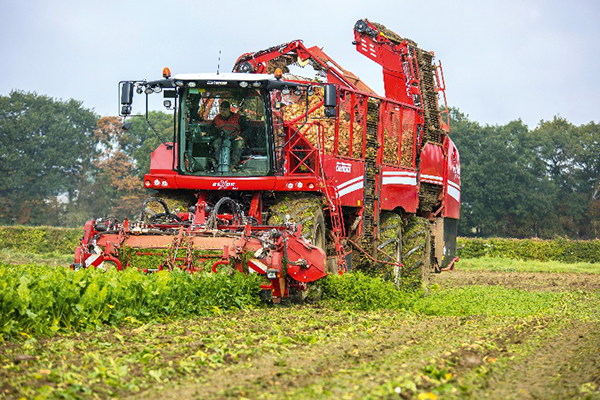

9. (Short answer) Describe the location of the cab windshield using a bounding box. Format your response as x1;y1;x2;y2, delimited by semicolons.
179;87;270;176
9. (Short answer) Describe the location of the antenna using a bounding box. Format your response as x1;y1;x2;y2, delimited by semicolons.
217;50;221;75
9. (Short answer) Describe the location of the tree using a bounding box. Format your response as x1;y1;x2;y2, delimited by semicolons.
450;109;557;238
66;116;148;223
63;113;173;225
534;118;600;237
0;91;98;225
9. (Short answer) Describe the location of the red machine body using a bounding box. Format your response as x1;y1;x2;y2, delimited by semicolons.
74;20;460;301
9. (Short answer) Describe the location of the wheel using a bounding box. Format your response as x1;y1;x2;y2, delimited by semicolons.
400;215;432;290
289;281;322;304
147;191;196;214
376;212;432;290
219;124;240;137
375;212;403;284
266;194;326;249
139;194;192;224
98;259;119;272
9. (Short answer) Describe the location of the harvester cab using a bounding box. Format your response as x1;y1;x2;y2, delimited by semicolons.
118;72;329;177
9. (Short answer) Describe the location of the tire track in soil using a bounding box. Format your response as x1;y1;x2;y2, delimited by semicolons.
278;315;557;399
138;315;464;399
140;314;532;399
468;320;600;399
434;270;600;292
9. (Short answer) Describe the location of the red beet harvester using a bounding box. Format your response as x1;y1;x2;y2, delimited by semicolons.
73;20;460;302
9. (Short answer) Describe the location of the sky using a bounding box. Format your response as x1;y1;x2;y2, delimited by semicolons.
1;0;599;128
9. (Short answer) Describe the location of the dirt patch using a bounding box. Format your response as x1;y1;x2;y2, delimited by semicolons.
472;320;600;398
134;314;465;399
433;269;600;292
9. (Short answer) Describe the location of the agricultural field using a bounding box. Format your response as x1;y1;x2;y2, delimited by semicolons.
0;228;599;399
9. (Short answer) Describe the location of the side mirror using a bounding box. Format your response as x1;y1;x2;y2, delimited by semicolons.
323;84;337;107
120;82;134;115
323;84;337;118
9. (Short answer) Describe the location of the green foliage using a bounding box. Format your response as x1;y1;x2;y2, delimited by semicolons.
457;257;600;274
0;264;261;339
0;94;171;227
0;225;81;255
457;236;600;263
0;91;99;226
319;271;578;318
319;271;417;310
450;109;556;238
0;248;73;267
412;286;570;317
450;109;600;239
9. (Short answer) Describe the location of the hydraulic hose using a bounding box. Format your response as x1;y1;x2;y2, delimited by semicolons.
206;197;243;230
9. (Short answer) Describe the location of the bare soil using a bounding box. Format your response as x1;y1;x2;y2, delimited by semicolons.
135;270;600;399
139;316;465;399
433;269;600;292
471;319;600;399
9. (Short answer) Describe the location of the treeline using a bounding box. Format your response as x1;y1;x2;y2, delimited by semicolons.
0;91;598;239
0;91;170;226
450;109;600;239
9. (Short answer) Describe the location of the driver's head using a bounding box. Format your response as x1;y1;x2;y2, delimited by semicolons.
219;101;231;118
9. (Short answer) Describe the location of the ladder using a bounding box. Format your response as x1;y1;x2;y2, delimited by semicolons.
316;123;348;273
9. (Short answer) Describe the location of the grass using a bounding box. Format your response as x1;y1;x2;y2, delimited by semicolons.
458;256;600;274
0;248;73;267
413;285;600;319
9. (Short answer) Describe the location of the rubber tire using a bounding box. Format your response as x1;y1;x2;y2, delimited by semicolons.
400;215;432;291
375;212;403;284
99;259;119;272
266;194;326;249
376;212;432;290
145;191;196;215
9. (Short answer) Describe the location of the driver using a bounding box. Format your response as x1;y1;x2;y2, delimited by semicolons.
210;100;247;170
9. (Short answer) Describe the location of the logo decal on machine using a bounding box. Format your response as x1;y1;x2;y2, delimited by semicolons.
335;161;351;173
212;180;238;190
452;165;461;181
